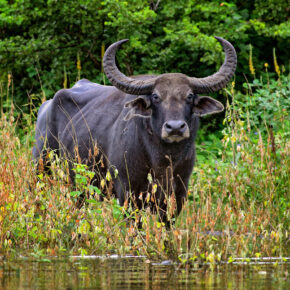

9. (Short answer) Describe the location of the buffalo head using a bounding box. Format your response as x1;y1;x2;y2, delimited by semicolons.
103;37;237;143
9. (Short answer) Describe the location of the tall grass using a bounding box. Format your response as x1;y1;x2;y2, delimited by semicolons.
0;69;288;263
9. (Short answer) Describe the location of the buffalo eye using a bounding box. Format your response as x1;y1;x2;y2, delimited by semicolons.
186;93;195;104
152;94;161;103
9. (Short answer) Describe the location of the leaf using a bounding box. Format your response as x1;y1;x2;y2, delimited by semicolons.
106;171;112;181
86;199;97;204
88;185;102;195
70;191;82;197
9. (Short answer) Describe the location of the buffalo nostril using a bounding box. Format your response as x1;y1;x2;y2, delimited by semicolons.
165;123;173;130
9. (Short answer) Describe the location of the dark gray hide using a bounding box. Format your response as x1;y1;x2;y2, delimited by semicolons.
33;37;237;222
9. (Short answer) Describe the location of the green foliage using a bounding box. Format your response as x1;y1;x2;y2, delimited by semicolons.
238;75;289;133
71;163;96;198
0;0;289;112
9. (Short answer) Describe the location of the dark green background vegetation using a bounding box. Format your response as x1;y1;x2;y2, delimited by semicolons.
0;0;289;110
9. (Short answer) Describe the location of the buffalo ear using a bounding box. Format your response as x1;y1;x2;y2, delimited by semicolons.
124;97;152;121
192;96;224;117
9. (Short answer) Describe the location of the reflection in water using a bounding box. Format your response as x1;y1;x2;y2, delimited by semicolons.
0;256;289;289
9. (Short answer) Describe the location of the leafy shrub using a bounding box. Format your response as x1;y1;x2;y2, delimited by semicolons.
236;75;289;134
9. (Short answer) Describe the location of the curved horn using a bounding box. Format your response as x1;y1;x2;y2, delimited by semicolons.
103;39;156;95
188;37;237;93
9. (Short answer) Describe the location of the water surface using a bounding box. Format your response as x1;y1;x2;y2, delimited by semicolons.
1;256;289;289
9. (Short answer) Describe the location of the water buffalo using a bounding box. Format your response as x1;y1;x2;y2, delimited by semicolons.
33;37;237;223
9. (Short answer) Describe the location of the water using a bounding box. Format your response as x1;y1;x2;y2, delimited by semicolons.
1;256;289;289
